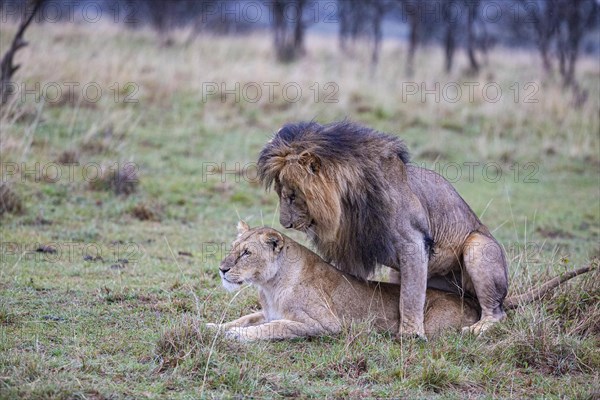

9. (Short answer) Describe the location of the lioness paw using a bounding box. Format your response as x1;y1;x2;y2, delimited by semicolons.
224;328;248;342
205;323;220;330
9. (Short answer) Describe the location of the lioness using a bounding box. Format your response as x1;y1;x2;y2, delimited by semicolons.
208;223;590;341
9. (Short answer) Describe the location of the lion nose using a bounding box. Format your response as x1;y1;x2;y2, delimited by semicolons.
283;223;293;229
219;264;230;274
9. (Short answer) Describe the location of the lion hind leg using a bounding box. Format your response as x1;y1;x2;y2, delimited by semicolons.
462;232;508;335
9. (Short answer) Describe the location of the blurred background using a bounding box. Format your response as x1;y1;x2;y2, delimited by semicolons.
1;1;599;398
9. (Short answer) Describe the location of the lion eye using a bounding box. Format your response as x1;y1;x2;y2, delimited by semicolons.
241;249;251;257
288;192;295;203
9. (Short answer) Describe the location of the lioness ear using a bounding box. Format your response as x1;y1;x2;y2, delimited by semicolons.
299;152;321;174
237;220;250;236
261;231;284;254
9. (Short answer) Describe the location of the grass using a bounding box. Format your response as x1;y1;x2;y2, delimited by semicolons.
0;21;599;399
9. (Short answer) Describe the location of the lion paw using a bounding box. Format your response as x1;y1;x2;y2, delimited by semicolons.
205;323;220;330
395;332;428;342
462;317;499;336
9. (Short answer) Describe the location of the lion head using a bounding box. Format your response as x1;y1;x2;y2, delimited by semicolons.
219;221;284;291
258;121;410;279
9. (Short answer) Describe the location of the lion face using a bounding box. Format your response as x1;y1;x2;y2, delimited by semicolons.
219;222;284;292
275;179;314;233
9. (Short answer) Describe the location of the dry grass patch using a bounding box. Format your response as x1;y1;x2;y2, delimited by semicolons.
413;355;466;393
87;162;139;195
548;265;600;336
154;315;243;374
0;182;23;215
130;201;163;221
55;149;79;165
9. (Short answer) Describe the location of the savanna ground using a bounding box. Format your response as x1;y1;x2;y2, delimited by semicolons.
0;21;599;399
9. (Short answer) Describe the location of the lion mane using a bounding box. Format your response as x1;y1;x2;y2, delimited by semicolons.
258;121;411;278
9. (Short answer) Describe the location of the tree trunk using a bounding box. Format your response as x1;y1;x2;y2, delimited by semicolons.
540;0;558;74
293;0;306;55
371;3;384;69
563;0;583;87
539;38;552;74
0;0;45;105
273;0;291;61
465;0;480;73
444;27;455;73
338;0;349;52
406;10;419;76
443;0;457;73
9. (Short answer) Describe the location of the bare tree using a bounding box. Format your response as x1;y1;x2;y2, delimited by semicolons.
443;0;459;73
272;0;311;62
338;0;352;52
1;0;45;105
464;0;481;73
368;0;391;68
146;0;170;33
398;0;421;75
337;0;396;71
293;0;308;54
141;0;192;45
516;0;598;86
556;0;598;87
272;0;291;60
537;0;559;74
517;0;559;74
440;0;499;74
338;0;376;54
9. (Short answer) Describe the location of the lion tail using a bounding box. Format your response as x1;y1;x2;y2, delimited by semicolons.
503;265;594;310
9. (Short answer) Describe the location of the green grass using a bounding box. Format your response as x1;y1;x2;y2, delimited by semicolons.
0;22;599;399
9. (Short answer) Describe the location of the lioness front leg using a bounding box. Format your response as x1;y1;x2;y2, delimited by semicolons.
226;319;327;342
396;240;428;340
462;232;508;335
206;311;265;331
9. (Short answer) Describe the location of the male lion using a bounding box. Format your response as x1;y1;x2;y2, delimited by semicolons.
257;121;509;339
208;223;590;342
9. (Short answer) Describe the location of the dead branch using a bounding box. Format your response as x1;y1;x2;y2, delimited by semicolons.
0;0;45;105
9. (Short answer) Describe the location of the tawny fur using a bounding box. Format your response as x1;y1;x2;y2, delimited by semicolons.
258;120;510;338
208;224;591;342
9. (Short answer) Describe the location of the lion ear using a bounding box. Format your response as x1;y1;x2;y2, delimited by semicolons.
237;220;250;236
261;231;284;254
300;152;321;175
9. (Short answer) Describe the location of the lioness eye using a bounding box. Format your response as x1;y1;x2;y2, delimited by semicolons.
241;249;251;257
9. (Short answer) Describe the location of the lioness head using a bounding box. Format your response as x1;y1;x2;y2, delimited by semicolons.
219;221;284;292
